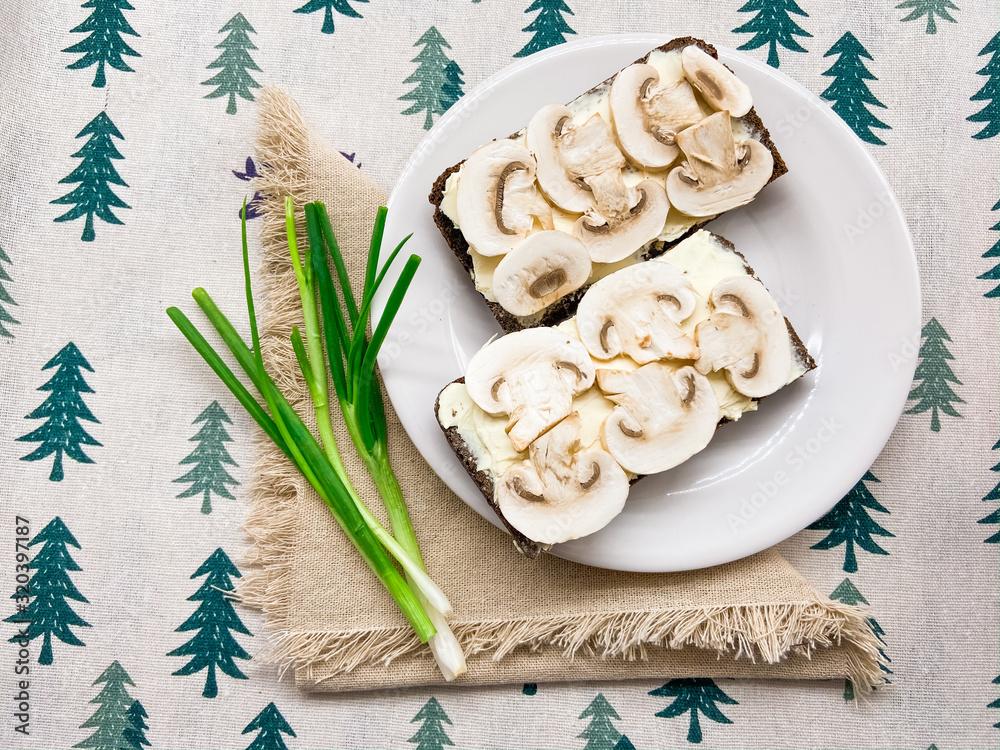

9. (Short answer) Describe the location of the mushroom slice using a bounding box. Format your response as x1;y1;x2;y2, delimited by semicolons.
456;139;552;257
694;275;792;398
465;327;595;452
681;46;753;118
598;363;719;475
496;413;629;545
493;231;592;317
573;179;669;264
609;63;705;169
576;261;699;364
526;104;627;215
666;111;773;217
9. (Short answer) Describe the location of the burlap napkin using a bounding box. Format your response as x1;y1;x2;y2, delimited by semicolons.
239;87;885;694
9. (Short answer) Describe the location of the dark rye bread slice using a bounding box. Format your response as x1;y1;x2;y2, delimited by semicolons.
434;235;816;558
429;36;789;335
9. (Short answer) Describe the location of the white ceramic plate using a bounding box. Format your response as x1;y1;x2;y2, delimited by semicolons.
374;34;920;573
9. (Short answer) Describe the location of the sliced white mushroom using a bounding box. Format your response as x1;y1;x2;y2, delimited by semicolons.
456;139;553;257
492;231;592;317
465;328;595;452
526;104;627;215
694;275;792;398
597;363;719;475
576;261;699;364
681;46;753;118
496;413;629;545
609;63;706;169
666;111;774;217
573;179;669;263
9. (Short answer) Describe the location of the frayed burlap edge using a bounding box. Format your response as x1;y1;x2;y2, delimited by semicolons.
237;86;888;693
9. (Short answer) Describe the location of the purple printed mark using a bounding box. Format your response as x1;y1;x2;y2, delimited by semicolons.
233;157;264;220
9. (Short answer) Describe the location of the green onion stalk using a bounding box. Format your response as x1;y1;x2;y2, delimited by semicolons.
167;199;466;681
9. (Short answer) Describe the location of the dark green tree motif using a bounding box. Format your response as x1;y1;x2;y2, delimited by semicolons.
123;700;150;749
293;0;367;35
440;61;465;112
989;676;999;728
17;343;102;482
243;703;296;750
5;517;89;665
0;244;19;338
649;679;737;744
52;112;130;242
906;317;963;431
613;735;636;750
807;470;893;573
732;0;811;68
821;32;890;146
168;548;251;698
174;401;240;514
969;33;1000;139
896;0;959;34
979;438;1000;543
522;682;538;695
408;697;454;749
75;661;138;750
830;578;892;701
400;27;463;130
979;200;1000;297
513;0;576;59
578;694;622;749
203;14;261;116
64;0;140;88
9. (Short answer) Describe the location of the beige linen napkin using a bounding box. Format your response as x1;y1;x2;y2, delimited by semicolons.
239;87;886;693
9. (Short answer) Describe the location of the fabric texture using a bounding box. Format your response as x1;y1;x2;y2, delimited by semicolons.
0;0;997;747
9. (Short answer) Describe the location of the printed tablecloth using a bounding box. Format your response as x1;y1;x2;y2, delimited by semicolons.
0;1;997;748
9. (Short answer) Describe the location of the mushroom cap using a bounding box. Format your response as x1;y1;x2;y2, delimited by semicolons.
681;45;753;118
572;179;670;264
598;363;719;475
610;63;705;169
496;413;629;545
456;139;550;257
576;260;699;364
464;327;596;452
665;111;774;218
694;275;793;398
492;230;592;317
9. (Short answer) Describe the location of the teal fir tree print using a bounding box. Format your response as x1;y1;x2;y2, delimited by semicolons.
979;438;1000;543
408;698;454;750
969;33;1000;139
243;703;296;750
400;27;463;130
168;548;251;698
906;317;963;431
732;0;811;68
578;694;622;749
649;679;737;744
52;112;129;242
64;0;140;88
75;661;138;750
896;0;959;34
830;578;892;700
820;33;890;145
979;200;1000;296
4;517;89;665
18;343;101;482
614;735;636;750
174;401;240;514
513;0;576;58
522;682;538;696
989;676;1000;728
807;470;893;573
123;700;150;749
0;244;19;338
440;61;465;111
203;14;261;116
293;0;367;35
